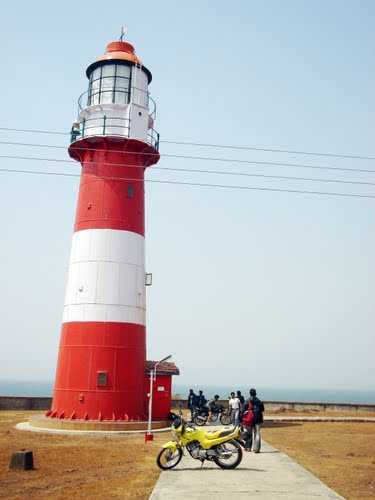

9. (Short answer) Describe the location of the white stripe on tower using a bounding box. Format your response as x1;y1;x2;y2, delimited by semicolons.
63;228;145;325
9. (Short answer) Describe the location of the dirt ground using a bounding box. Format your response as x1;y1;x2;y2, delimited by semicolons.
263;421;375;500
269;408;375;418
1;411;375;499
0;411;167;499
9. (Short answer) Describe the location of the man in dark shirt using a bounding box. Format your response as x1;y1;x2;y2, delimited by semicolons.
197;390;207;409
236;390;245;406
187;389;197;421
208;394;222;421
243;388;265;452
237;390;245;418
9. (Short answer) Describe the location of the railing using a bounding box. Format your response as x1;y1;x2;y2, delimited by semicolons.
77;86;157;120
70;115;160;151
147;128;160;151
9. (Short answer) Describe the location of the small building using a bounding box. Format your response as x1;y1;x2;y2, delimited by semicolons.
145;361;179;420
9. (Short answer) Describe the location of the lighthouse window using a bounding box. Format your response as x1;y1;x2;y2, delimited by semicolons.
97;371;108;387
89;70;101;105
127;184;134;198
101;65;115;104
116;64;130;78
102;64;115;77
88;63;132;107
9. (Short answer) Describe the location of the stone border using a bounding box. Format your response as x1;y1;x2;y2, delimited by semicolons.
29;415;169;431
16;421;171;436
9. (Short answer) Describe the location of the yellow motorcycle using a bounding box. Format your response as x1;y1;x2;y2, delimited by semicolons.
157;413;242;470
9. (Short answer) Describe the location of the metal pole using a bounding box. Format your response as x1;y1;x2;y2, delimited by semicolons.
147;368;154;435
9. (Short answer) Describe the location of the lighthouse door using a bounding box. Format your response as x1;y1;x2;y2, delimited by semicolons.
129;64;148;142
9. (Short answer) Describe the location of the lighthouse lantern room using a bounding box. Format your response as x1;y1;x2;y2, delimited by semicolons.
73;40;158;148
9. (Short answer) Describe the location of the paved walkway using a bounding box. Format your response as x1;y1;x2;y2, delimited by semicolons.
150;441;344;499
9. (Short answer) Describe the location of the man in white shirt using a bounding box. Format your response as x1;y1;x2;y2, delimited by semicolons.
228;392;241;425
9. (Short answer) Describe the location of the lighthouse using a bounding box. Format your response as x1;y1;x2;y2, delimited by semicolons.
42;37;179;430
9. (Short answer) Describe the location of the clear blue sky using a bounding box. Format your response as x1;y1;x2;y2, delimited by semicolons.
0;1;374;391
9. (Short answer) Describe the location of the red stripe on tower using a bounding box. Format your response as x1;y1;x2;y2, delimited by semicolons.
49;39;160;422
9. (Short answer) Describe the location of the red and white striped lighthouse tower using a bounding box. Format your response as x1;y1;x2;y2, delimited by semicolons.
44;37;175;427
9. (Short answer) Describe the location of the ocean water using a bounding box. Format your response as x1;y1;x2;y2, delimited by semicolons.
0;380;53;397
173;384;375;404
1;380;375;404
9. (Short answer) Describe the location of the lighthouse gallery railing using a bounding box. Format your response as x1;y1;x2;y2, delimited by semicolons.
71;87;159;150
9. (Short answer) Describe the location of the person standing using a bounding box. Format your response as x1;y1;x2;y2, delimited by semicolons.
208;394;222;421
236;390;245;406
197;390;207;409
228;391;241;425
240;400;254;451
244;388;265;452
196;390;208;416
236;390;245;418
187;389;197;421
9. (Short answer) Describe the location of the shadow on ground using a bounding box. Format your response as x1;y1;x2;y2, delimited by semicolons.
171;467;266;473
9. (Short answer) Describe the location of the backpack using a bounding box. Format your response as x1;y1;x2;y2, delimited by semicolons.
242;403;254;426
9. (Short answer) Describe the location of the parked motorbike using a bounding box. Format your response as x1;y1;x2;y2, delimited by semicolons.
157;413;242;470
192;406;232;426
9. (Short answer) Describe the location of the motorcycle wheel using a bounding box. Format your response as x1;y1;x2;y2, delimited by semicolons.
220;413;232;426
194;415;207;426
156;447;183;470
213;439;243;469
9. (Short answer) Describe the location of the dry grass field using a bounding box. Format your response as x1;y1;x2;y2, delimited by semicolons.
0;411;167;499
269;408;375;418
0;411;374;499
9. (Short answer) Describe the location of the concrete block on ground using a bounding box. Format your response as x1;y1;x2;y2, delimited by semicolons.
9;450;34;470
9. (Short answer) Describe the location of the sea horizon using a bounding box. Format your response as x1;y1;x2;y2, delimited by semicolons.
1;379;374;405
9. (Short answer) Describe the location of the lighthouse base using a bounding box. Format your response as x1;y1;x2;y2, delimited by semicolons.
25;415;169;433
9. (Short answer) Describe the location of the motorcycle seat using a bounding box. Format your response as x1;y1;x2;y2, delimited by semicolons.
205;429;232;440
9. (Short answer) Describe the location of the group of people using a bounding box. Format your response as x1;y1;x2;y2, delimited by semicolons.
187;388;265;452
229;388;265;452
187;389;208;414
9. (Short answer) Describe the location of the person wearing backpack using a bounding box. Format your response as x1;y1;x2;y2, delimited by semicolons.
244;388;265;452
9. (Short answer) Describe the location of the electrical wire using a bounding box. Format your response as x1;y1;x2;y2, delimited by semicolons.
0;142;375;175
1;153;375;187
160;140;375;161
0;126;68;136
0;126;374;161
1;166;375;199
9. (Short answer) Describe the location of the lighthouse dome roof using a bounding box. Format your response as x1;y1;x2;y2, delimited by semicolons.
86;40;152;83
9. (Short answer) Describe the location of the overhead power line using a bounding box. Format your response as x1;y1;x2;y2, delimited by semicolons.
0;141;375;175
1;166;375;200
0;126;374;161
161;140;375;161
1;153;375;187
0;126;68;136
